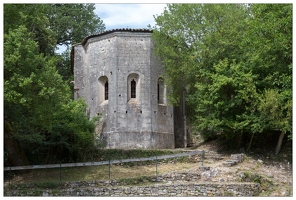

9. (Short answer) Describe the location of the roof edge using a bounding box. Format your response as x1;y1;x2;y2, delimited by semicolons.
70;28;153;74
81;28;152;46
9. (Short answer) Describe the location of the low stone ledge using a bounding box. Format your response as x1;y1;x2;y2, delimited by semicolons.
230;154;244;163
5;182;259;197
223;154;245;167
199;166;210;171
4;170;259;197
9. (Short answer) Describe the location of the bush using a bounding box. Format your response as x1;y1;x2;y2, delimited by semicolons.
44;98;99;163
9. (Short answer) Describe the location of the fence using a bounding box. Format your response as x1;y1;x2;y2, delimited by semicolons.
4;150;205;185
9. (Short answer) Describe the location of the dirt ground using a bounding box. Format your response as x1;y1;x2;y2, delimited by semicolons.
4;139;293;197
178;139;293;196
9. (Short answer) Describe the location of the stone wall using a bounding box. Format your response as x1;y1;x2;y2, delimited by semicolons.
57;182;259;197
5;182;259;197
5;172;259;196
72;29;177;149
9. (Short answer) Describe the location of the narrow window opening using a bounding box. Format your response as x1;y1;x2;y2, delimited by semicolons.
157;82;160;101
98;76;108;104
158;78;164;104
127;73;139;102
105;81;108;100
131;79;136;98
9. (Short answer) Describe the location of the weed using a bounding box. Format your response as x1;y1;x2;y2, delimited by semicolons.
241;171;262;183
118;176;153;186
240;171;274;195
35;181;61;189
224;190;234;196
243;154;250;162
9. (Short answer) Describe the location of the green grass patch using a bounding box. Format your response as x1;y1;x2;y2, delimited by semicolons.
34;181;61;189
89;148;179;161
5;161;197;188
240;171;274;195
117;176;154;186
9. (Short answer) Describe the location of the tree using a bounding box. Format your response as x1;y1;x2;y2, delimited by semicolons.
4;4;57;55
152;4;292;153
152;4;251;134
51;4;106;81
47;4;105;47
4;25;72;163
247;4;292;153
4;4;103;165
4;4;105;53
4;116;30;166
4;4;106;79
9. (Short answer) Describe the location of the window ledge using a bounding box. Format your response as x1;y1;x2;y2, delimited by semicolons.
99;100;108;106
128;98;139;104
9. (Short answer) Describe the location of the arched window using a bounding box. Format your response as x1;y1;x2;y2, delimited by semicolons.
131;79;136;98
104;81;108;100
127;73;140;102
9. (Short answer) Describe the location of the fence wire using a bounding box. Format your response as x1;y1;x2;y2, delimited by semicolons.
4;150;204;186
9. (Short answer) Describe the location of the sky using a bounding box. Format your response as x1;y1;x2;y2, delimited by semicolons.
53;3;167;52
94;4;167;30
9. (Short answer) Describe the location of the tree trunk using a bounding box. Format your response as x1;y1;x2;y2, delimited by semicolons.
4;118;30;166
247;132;255;152
275;131;285;155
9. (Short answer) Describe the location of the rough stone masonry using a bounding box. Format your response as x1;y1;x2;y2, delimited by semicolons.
71;29;186;149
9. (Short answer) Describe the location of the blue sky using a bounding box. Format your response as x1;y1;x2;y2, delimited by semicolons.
54;3;166;52
94;4;167;30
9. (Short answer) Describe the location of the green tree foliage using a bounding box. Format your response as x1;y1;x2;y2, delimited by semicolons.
152;4;292;152
245;4;292;134
47;4;106;80
43;99;98;163
4;4;103;165
47;4;106;47
4;4;57;55
4;4;105;79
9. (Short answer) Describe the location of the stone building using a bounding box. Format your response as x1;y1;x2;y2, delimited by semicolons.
71;28;186;149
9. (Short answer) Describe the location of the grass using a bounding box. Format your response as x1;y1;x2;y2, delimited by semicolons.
4;148;198;188
79;148;181;163
4;161;197;187
239;171;275;196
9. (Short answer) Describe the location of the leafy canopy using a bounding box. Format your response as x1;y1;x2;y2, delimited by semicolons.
4;4;104;164
151;4;292;147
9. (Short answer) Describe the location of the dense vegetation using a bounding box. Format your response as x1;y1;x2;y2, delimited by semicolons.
4;4;105;166
151;4;292;154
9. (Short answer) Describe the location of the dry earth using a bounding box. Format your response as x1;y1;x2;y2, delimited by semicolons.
4;139;293;197
177;139;293;196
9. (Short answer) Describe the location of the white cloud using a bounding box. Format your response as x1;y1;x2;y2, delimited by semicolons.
95;4;167;30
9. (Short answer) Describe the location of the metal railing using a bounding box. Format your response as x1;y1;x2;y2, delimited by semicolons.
4;150;205;185
4;150;204;171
